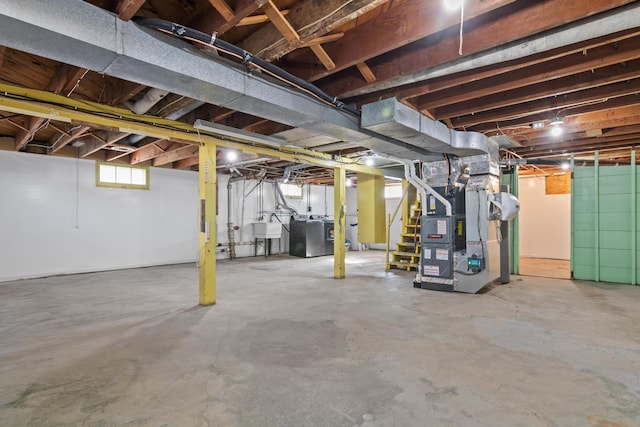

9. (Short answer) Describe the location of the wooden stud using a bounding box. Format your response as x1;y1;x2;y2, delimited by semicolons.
51;125;91;153
263;0;299;43
355;62;376;83
208;0;235;22
301;33;345;47
238;9;289;26
310;44;336;70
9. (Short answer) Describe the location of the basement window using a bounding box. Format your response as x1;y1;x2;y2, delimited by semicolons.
384;184;403;199
96;162;149;189
280;183;303;199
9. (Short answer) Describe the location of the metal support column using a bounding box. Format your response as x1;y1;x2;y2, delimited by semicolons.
334;165;346;279
199;142;217;305
570;153;575;277
510;165;520;275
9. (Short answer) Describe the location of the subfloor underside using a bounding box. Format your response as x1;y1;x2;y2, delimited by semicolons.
1;251;639;427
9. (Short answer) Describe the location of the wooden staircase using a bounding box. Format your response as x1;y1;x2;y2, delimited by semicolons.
387;198;421;271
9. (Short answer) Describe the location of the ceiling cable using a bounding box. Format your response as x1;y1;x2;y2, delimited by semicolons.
458;1;465;56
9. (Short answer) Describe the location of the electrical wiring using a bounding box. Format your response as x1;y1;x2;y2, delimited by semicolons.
0;84;372;169
132;17;360;117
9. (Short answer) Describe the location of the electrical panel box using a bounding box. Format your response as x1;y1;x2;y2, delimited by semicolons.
422;216;454;243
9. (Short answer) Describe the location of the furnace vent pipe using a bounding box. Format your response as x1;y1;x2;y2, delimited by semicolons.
274;182;297;215
379;154;452;217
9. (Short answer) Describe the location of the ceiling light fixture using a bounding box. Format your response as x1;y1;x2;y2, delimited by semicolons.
346;178;353;187
444;0;463;11
365;157;375;167
108;144;135;153
226;150;238;162
549;116;564;126
561;162;570;170
193;119;284;148
550;125;563;137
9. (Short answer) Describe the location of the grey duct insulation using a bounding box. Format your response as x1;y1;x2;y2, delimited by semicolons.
282;164;310;183
0;0;459;161
124;87;169;115
125;100;205;145
132;17;359;117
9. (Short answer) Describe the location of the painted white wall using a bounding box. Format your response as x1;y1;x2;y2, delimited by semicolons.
0;151;199;282
518;175;571;260
0;151;361;280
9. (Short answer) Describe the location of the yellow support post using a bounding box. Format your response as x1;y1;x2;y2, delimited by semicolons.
334;165;346;279
198;142;217;305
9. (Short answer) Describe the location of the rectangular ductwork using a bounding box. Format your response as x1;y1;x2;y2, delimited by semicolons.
361;98;490;157
0;0;436;161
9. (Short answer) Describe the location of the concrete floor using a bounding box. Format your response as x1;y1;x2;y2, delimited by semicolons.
519;257;572;279
1;251;639;427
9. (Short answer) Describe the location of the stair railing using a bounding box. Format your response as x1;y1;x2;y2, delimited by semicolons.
386;185;411;269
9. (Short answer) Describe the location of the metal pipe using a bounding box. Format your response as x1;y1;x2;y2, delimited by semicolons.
124;87;169;115
227;174;245;260
274;182;298;215
282;164;309;182
124;100;205;145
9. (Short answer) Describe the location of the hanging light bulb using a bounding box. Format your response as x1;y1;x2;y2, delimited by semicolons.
365;157;375;166
226;150;238;162
444;0;463;11
550;126;563;137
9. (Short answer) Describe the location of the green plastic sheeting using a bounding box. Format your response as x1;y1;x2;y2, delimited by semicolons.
572;151;638;284
501;167;519;275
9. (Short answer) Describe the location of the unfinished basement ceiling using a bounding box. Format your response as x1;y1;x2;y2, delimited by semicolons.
1;0;640;182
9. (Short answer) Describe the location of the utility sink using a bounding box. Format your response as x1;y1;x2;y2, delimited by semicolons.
253;222;282;238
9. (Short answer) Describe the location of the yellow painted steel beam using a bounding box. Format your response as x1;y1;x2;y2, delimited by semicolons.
199;142;217;305
0;83;390;176
333;165;346;279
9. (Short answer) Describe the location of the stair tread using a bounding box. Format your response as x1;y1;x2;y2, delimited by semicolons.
388;261;419;268
392;251;421;257
396;242;417;247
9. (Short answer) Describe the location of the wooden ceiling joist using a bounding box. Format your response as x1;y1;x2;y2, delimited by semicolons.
14;64;84;150
153;145;199;166
436;59;640;122
319;0;636;98
416;36;640;113
115;0;146;21
450;78;640;128
239;0;389;60
191;0;269;36
287;0;515;83
50;125;91;153
208;0;235;22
